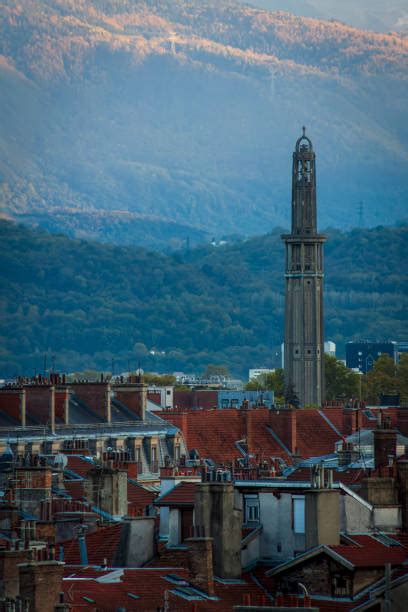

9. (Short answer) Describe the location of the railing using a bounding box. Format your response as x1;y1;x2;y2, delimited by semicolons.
160;465;203;478
0;419;173;438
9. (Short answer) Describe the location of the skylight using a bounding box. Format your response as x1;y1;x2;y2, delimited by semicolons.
374;534;402;547
163;574;189;586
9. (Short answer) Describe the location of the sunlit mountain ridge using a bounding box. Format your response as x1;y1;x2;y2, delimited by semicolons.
1;0;407;247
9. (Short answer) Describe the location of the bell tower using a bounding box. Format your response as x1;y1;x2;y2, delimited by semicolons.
282;128;326;407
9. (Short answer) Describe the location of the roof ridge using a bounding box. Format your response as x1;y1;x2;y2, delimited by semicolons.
318;409;343;437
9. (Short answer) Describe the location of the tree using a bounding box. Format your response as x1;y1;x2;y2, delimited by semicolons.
143;372;176;386
324;354;360;401
245;369;285;399
362;354;399;404
284;382;300;408
397;354;408;402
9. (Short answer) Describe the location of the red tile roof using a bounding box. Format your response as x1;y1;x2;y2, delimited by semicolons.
63;479;86;501
329;534;408;567
127;480;157;515
161;407;346;467
361;407;400;429
66;455;95;478
160;408;290;465
295;410;340;457
321;407;348;435
62;568;266;611
155;482;197;506
57;523;123;566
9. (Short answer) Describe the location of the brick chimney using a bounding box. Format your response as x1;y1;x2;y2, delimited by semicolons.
25;384;56;432
55;387;70;424
305;467;340;548
114;381;147;421
0;549;31;599
70;382;111;423
18;560;65;612
343;406;362;435
186;534;215;595
240;404;254;452
374;415;397;469
269;408;297;454
0;388;26;426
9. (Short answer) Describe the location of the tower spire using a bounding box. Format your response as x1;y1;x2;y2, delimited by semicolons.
281;129;327;407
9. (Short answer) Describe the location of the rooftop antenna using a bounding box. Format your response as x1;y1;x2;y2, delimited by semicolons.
43;353;47;377
111;358;115;378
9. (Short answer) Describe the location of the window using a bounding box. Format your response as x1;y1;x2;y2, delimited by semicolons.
244;495;260;524
292;496;305;534
332;575;348;597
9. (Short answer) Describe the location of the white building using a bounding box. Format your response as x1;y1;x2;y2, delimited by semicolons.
249;368;274;381
324;340;336;357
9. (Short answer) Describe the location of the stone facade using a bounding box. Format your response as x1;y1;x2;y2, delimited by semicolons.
282;129;326;407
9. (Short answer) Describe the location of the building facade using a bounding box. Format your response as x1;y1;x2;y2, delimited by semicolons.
346;340;398;373
282;128;326;407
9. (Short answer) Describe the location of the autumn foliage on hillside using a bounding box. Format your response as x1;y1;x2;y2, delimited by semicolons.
1;0;407;81
0;1;407;244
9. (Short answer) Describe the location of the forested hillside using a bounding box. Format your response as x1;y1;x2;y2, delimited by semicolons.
238;1;408;33
0;1;407;248
0;221;406;377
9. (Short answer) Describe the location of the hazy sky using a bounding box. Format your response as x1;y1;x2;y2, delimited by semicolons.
238;0;408;33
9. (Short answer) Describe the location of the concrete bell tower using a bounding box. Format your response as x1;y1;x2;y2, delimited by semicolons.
282;128;326;407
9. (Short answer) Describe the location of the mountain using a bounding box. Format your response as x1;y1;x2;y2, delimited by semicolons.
0;1;408;249
0;220;406;377
237;1;408;34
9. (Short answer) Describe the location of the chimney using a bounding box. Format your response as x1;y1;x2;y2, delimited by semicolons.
305;466;340;548
194;482;241;579
114;381;147;421
84;466;128;518
186;534;215;595
0;549;30;599
63;388;70;424
70;382;111;423
374;418;397;470
337;441;359;467
78;532;88;565
397;460;408;530
18;560;65;612
343;405;362;435
241;408;254;452
269;408;297;454
20;389;26;427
